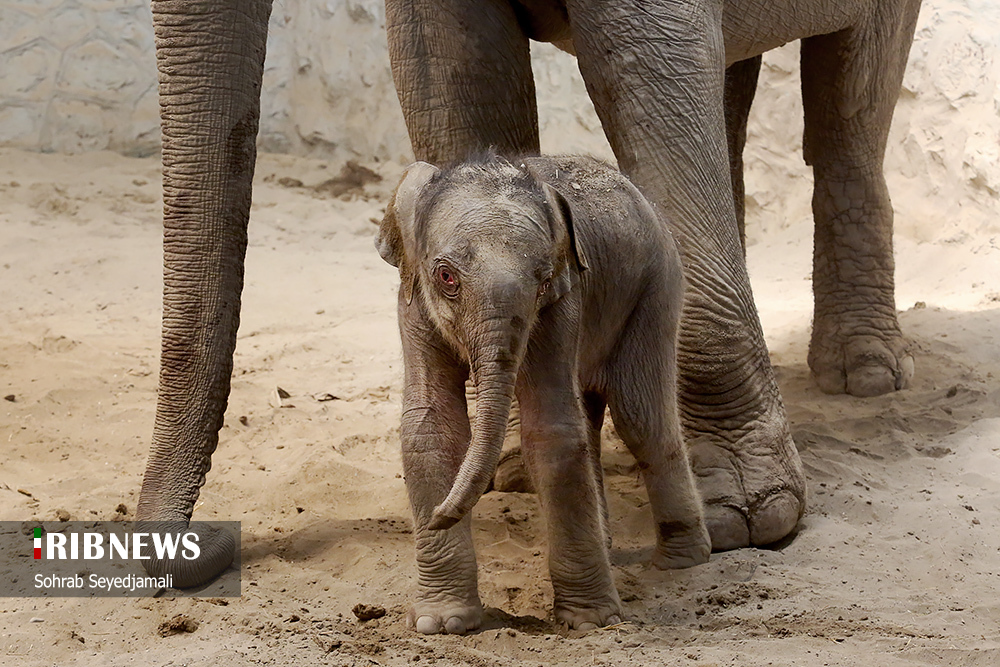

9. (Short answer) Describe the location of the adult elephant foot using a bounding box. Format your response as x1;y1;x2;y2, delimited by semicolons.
687;401;806;551
407;595;483;635
809;324;914;397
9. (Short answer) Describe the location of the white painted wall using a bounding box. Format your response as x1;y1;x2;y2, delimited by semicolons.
0;0;996;239
0;0;598;162
0;0;158;155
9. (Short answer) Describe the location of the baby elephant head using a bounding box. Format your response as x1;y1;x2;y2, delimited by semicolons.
377;157;588;529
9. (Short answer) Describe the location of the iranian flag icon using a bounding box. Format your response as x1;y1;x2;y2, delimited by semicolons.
33;527;41;559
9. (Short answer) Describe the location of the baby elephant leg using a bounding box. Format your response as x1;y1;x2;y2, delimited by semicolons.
517;335;622;630
400;314;482;635
607;288;711;570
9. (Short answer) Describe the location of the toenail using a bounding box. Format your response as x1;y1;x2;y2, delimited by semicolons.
444;616;466;634
415;616;440;635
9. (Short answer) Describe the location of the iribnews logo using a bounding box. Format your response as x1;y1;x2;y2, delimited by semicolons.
31;526;202;561
2;521;241;597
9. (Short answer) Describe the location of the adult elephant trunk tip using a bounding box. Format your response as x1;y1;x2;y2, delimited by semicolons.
136;519;237;589
136;462;238;587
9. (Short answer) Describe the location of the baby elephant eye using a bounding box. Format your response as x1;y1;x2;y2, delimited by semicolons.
436;264;459;297
538;279;552;297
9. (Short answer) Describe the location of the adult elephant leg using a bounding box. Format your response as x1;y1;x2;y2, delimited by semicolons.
724;55;761;254
801;2;920;397
136;0;272;587
567;0;804;549
385;0;539;164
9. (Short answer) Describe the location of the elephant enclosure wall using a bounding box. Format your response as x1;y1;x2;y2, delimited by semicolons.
1;0;997;242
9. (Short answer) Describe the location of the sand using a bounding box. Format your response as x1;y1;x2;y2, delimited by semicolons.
0;141;998;667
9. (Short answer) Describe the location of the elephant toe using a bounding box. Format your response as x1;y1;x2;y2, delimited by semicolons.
555;605;623;632
703;504;750;551
703;491;802;551
811;333;913;397
407;598;482;635
749;489;802;546
844;335;914;397
689;407;806;551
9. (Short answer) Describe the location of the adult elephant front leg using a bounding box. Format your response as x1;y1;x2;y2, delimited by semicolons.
136;0;273;586
567;0;804;549
385;0;540;165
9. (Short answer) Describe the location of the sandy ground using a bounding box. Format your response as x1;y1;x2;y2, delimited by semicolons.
1;146;999;666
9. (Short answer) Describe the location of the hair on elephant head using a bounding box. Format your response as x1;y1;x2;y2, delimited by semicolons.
377;153;588;529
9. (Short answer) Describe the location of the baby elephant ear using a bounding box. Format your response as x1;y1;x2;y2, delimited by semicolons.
540;181;589;274
377;161;439;304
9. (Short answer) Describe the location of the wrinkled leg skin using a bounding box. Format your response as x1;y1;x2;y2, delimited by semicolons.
801;2;921;397
517;321;626;630
567;0;804;550
605;280;712;570
399;296;484;635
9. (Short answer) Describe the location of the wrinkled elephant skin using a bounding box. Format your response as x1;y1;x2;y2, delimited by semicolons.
137;0;922;588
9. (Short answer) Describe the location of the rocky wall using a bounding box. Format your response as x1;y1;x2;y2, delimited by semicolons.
0;0;158;155
0;0;996;240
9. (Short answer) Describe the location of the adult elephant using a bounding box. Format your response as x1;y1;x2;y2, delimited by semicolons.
383;0;919;553
136;0;920;586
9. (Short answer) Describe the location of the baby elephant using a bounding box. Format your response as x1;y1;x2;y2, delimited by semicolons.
377;154;710;634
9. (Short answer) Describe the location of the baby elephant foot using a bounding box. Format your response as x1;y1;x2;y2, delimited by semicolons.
407;596;483;635
555;600;623;632
810;331;914;397
652;519;711;570
688;405;806;551
493;446;535;493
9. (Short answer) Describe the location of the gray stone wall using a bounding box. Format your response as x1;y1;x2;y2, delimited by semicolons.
0;0;600;163
0;0;158;155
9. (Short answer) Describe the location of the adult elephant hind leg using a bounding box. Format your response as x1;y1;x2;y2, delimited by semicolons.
137;0;273;587
801;3;921;397
724;55;762;255
566;0;804;549
492;396;536;494
724;56;761;255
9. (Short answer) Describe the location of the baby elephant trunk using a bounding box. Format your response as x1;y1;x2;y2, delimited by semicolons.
427;334;521;530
